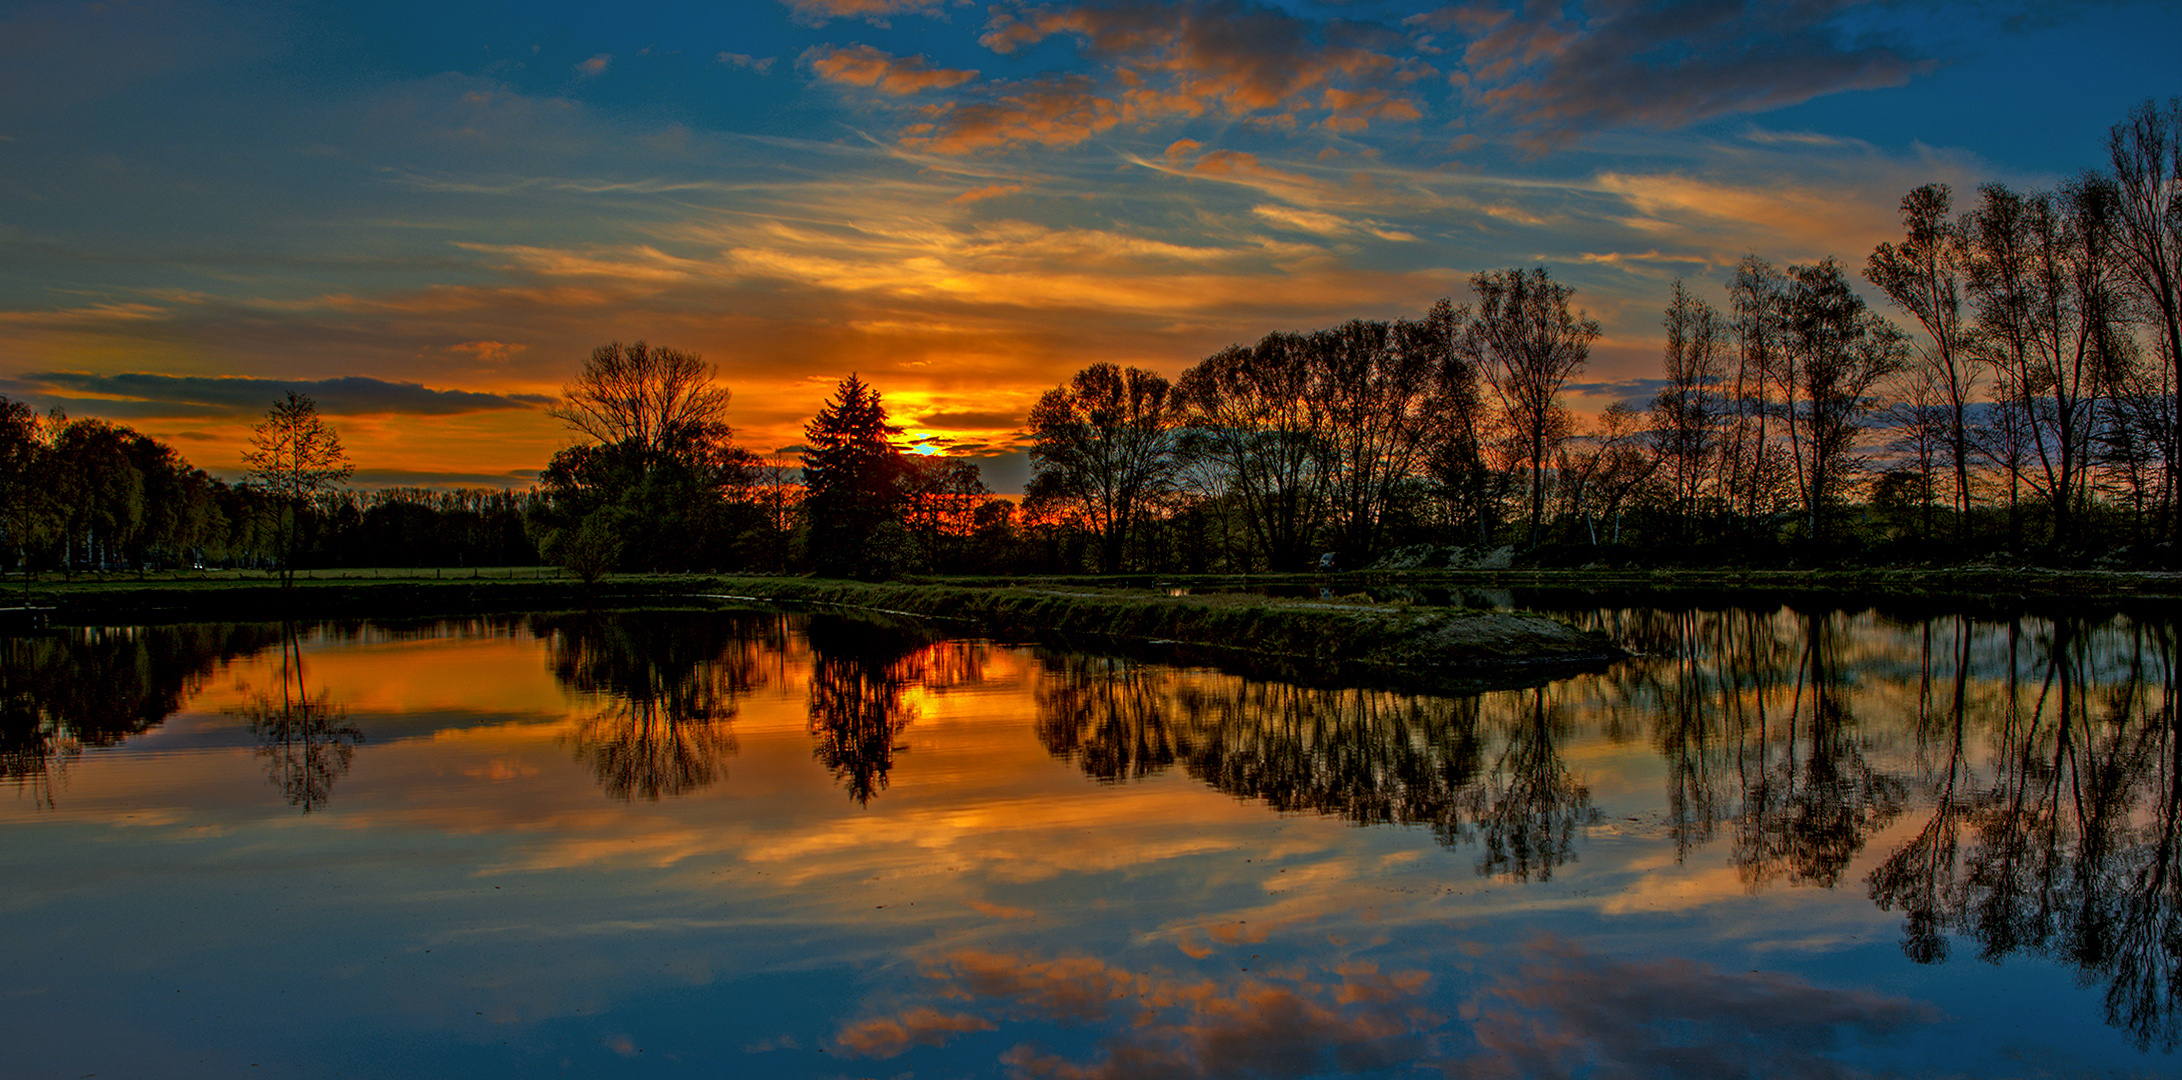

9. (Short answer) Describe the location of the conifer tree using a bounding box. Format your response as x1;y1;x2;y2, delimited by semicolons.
800;375;905;578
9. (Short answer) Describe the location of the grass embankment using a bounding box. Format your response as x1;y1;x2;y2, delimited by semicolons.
944;567;2182;604
704;576;1622;690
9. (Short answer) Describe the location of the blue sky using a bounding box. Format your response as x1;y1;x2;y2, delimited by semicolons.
0;0;2173;486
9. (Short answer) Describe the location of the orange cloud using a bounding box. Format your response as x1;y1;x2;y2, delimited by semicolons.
804;44;978;96
979;1;1403;121
904;74;1121;152
834;1007;995;1058
951;182;1024;203
449;340;528;364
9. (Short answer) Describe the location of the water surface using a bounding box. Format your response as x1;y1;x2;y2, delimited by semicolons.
2;603;2174;1077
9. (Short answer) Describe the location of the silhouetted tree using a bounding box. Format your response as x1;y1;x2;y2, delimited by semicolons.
1316;311;1452;563
535;342;755;573
243;392;352;588
1720;256;1794;537
1176;332;1329;571
2106;99;2182;537
1027;363;1176;573
1776;260;1907;543
0;398;54;594
549;341;733;459
1649;281;1727;542
1868;184;1977;544
1457;268;1600;547
1965;181;2126;553
901;455;989;572
801;375;907;579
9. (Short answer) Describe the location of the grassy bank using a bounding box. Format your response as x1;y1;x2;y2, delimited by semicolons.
944;567;2182;602
703;576;1622;690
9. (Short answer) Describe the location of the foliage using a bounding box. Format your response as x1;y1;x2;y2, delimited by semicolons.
1457;267;1601;547
243;391;354;587
533;341;762;574
1026;363;1175;573
800;375;908;579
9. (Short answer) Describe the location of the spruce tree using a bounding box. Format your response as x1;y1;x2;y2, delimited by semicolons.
800;375;906;578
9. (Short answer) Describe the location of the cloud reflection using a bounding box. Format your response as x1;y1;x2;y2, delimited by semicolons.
837;935;1939;1078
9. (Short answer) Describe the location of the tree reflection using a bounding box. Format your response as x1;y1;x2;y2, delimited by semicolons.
2;624;280;807
805;616;983;806
1470;686;1593;881
1036;655;1604;879
535;611;785;802
1863;615;2182;1049
1733;611;1908;888
1035;655;1179;782
235;622;362;813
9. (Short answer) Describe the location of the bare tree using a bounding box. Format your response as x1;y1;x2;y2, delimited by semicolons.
1965;181;2127;552
1649;281;1727;541
1867;184;1977;543
243;391;352;588
1721;257;1791;531
550;341;733;461
1314;310;1451;564
1560;402;1656;547
1880;364;1949;543
1457;268;1601;547
1775;259;1907;542
2106;98;2182;538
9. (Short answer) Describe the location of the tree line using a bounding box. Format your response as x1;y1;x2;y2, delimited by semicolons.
1021;99;2182;571
0;395;544;579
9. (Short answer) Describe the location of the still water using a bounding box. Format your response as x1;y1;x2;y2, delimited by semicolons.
2;602;2176;1078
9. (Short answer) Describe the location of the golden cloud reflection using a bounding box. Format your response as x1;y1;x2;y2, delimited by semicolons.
830;934;1940;1078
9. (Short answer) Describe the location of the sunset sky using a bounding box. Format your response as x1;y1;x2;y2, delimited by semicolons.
0;0;2173;490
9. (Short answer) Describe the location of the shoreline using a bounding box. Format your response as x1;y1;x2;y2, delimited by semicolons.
10;566;2176;690
10;563;2181;620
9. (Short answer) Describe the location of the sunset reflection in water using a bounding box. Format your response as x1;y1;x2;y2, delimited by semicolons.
0;604;2172;1077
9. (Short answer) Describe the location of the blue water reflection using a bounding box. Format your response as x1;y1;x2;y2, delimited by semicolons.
0;603;2172;1076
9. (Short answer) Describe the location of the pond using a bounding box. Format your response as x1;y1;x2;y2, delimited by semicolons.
1;601;2175;1078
